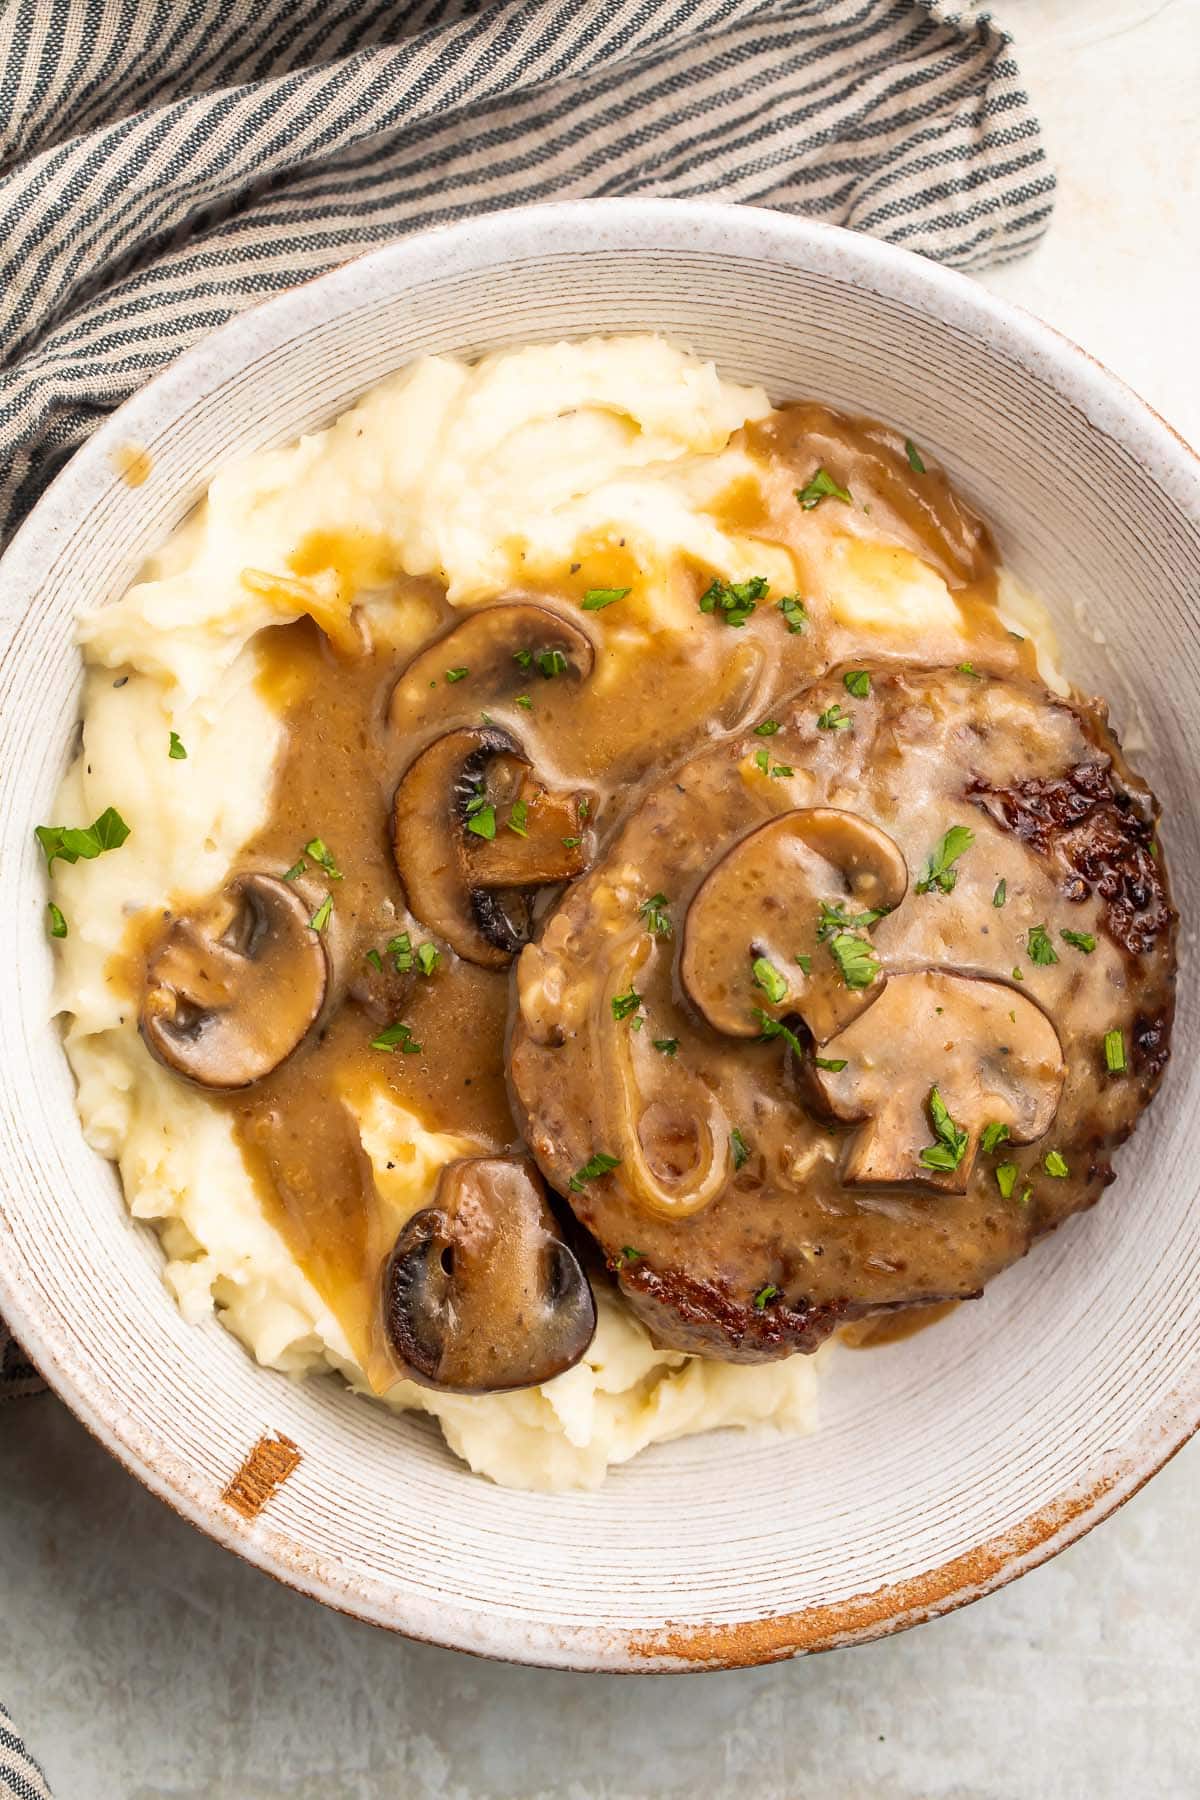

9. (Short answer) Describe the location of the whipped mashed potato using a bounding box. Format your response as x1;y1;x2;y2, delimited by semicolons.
50;336;1058;1489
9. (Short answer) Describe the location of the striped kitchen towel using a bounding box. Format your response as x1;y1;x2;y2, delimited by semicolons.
0;1705;52;1800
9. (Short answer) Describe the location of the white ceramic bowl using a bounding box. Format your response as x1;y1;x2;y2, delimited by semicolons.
2;200;1199;1672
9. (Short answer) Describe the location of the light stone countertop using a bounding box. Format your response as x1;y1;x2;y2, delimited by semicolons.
2;2;1198;1795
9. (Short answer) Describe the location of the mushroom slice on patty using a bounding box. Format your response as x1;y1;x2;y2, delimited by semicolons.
392;725;590;967
388;601;593;729
382;1155;596;1392
681;808;907;1045
809;970;1065;1192
140;873;329;1089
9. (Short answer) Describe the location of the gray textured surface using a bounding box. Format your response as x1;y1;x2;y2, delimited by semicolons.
3;1;1199;1794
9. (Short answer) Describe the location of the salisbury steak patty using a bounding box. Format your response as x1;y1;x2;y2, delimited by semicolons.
508;667;1176;1360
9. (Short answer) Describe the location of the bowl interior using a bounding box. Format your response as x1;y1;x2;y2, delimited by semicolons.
1;201;1198;1670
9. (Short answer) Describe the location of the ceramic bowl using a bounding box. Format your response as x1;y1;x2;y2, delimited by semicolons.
2;200;1198;1672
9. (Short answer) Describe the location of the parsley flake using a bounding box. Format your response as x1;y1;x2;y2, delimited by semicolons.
639;893;672;938
569;1152;621;1193
731;1128;750;1170
653;1037;680;1057
1104;1028;1127;1074
817;702;852;732
415;942;440;977
753;1284;780;1311
1044;1150;1069;1178
507;798;529;837
843;670;871;699
754;719;781;737
993;879;1007;908
370;1020;422;1055
754;1010;806;1059
905;438;926;474
698;575;768;628
777;595;807;634
814;1056;848;1072
445;666;469;683
308;894;333;932
513;648;534;669
981;1121;1011;1155
753;748;770;774
752;956;789;1005
536;648;569;678
1027;924;1058;966
770;762;794;779
282;858;307;881
46;901;68;940
305;838;343;880
168;731;187;759
466;804;497;840
919;1086;969;1173
796;468;852;510
365;948;382;972
611;986;642;1022
915;825;974;895
618;1246;644;1264
35;806;130;870
515;693;533;710
829;931;880;990
957;662;981;678
1060;929;1096;954
582;588;630;611
795;954;812;974
995;1162;1019;1200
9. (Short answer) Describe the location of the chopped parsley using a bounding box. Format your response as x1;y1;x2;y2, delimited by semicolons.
513;648;534;669
639;892;673;939
731;1127;750;1170
995;1162;1019;1200
611;986;642;1022
753;748;792;778
579;798;590;819
753;1284;780;1311
168;731;187;759
993;879;1007;908
829;931;880;990
653;1037;680;1057
981;1121;1011;1155
751;956;789;1005
569;1151;621;1193
282;858;307;881
814;1056;848;1073
308;894;333;932
796;468;852;510
816;900;886;941
918;1086;970;1173
389;933;414;972
617;1246;644;1264
957;662;980;678
843;670;871;699
1027;924;1058;966
754;1010;806;1059
1012;965;1025;981
365;947;382;972
507;798;528;837
370;1020;422;1054
915;824;974;895
754;719;781;737
1043;1150;1069;1178
35;805;130;870
795;954;812;974
778;595;807;634
444;666;469;683
515;693;533;710
1104;1028;1127;1074
816;702;852;732
904;438;926;474
770;762;794;779
582;587;630;611
1060;929;1096;954
415;942;440;977
698;574;768;628
464;784;497;841
305;838;343;880
536;647;569;678
46;901;67;940
561;834;581;849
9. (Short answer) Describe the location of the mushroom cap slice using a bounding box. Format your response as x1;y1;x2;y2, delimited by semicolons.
392;725;590;968
382;1155;596;1392
140;873;329;1089
681;808;907;1044
389;601;593;730
810;970;1065;1192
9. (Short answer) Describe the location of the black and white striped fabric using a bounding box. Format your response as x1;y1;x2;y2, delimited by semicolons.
0;1706;52;1800
0;3;1050;1786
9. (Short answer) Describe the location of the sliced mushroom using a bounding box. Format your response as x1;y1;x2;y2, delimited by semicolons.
809;970;1065;1192
140;873;329;1089
681;808;907;1045
382;1155;596;1392
392;725;590;967
388;601;593;729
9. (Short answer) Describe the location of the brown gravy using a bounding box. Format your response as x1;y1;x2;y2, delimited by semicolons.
128;404;1027;1371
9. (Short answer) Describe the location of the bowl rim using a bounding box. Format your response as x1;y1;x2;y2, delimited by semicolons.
2;195;1199;1672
